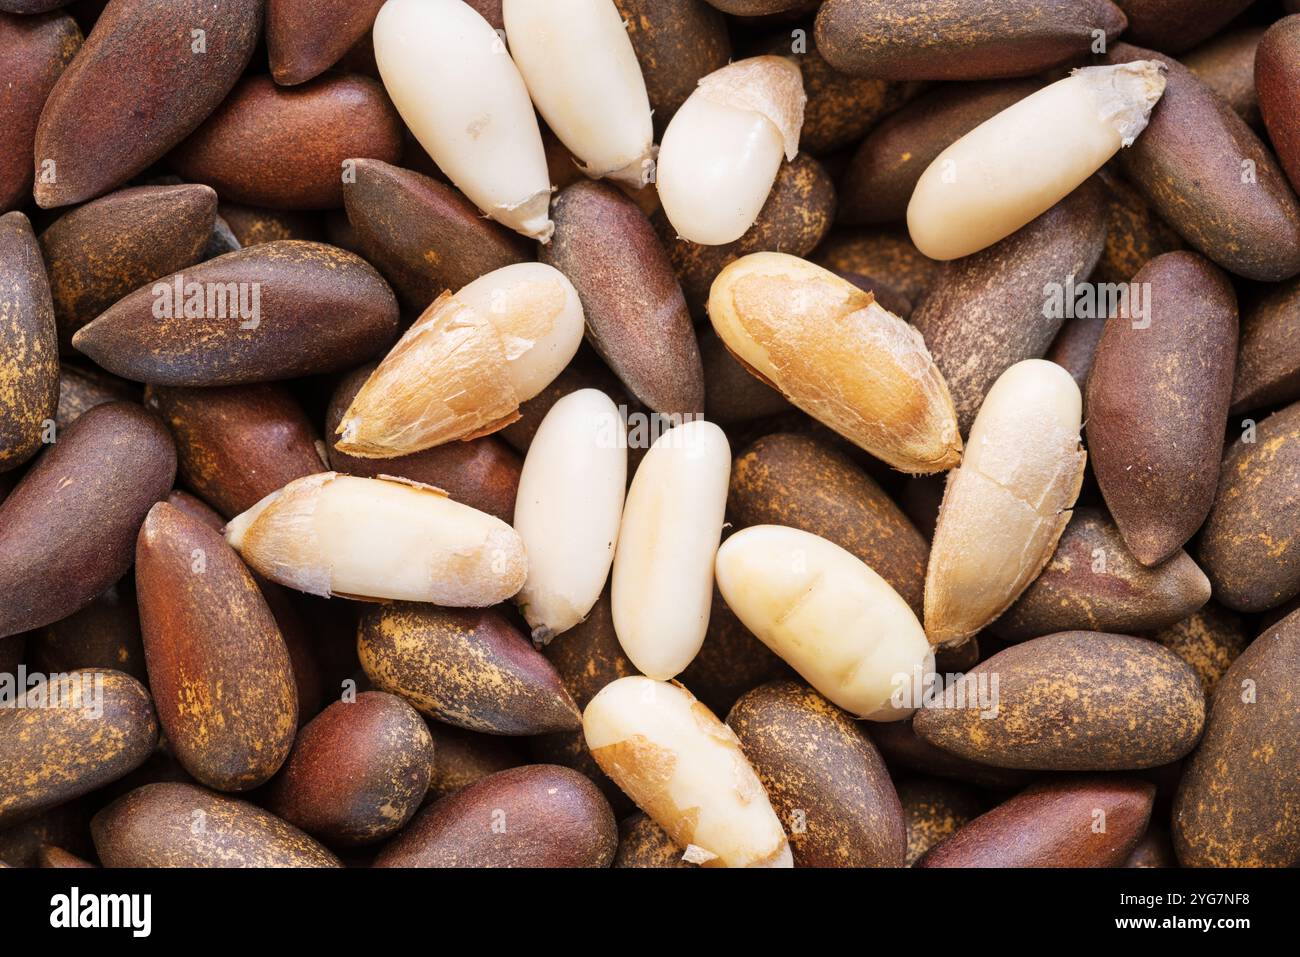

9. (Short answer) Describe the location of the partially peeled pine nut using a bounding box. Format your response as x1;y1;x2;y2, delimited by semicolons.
924;360;1087;647
707;252;961;473
224;473;526;606
336;262;584;458
908;62;1167;261
513;389;627;644
373;0;554;241
656;56;806;245
502;0;655;188
612;420;730;679
583;676;792;868
714;525;934;721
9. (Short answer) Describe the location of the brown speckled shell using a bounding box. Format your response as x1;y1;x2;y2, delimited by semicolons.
92;782;341;867
38;845;96;868
324;362;522;524
867;718;1032;789
840;79;1041;225
541;181;704;417
1231;276;1300;414
0;10;80;212
426;723;525;802
0;211;59;471
1086;251;1238;566
613;812;695;868
1184;27;1265;129
29;581;146;682
727;680;906;867
1092;170;1185;286
1256;16;1300;197
1115;0;1254;55
729;432;929;615
266;691;433;847
32;0;261;208
1109;43;1300;282
146;383;324;519
266;0;384;86
219;204;324;247
896;777;985;866
613;0;731;137
358;602;581;736
169;74;402;211
1153;603;1247;700
0;669;157;827
761;25;920;155
814;228;939;306
655;154;835;316
39;185;217;350
72;241;399;386
55;366;137;431
914;631;1205;770
373;764;617;868
991;507;1211;642
1172;610;1300;867
814;0;1126;80
918;777;1155;867
0;401;175;638
342;159;532;312
136;502;298;792
1198;400;1300;612
911;179;1106;435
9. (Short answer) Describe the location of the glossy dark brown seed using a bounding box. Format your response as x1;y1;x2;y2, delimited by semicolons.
1198;400;1300;612
914;632;1205;771
911;179;1106;434
373;765;617;868
918;777;1155;868
136;502;298;791
542;181;704;417
0;401;175;638
839;80;1040;225
0;10;80;213
266;692;433;847
342;159;531;311
33;0;262;208
992;507;1211;642
324;362;522;525
814;0;1127;80
0;211;59;471
92;782;341;868
1109;42;1300;282
39;185;217;349
1173;610;1300;867
72;241;399;386
169;74;404;210
266;0;384;86
728;681;905;867
145;383;324;518
358;603;581;736
1086;251;1237;565
0;669;157;827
